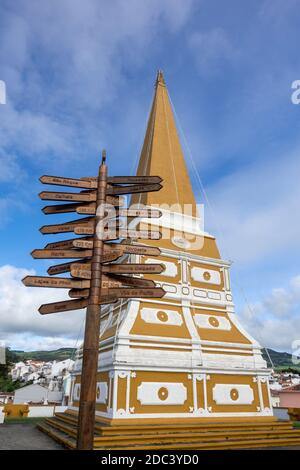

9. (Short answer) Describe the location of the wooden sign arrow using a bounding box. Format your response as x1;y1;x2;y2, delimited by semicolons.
102;242;161;256
106;183;162;196
68;279;159;298
47;259;90;275
42;202;90;215
31;249;92;259
67;290;117;305
43;240;160;256
69;288;89;298
118;208;162;218
39;298;89;315
82;176;162;185
108;176;163;185
101;287;166;299
72;239;94;249
40;217;94;234
70;266;91;280
45;239;79;250
105;274;155;288
22;275;90;289
98;229;161;241
40;175;93;189
74;225;94;235
71;263;165;279
45;237;92;250
102;263;165;275
39;191;96;202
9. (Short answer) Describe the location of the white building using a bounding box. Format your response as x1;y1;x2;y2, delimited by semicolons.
14;384;63;404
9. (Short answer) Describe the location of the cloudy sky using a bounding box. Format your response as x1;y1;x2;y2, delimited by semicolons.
0;0;300;353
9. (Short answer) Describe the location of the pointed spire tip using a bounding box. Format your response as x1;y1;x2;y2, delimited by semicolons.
156;70;165;86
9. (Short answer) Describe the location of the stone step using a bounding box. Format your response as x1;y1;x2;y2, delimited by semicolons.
40;415;300;450
54;411;292;436
37;422;76;449
103;435;300;450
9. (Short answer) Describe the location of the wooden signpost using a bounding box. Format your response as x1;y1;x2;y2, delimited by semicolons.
22;151;165;450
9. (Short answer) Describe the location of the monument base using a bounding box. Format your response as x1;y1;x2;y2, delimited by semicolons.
38;409;300;450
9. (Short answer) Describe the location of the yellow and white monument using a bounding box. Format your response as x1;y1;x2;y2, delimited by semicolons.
41;72;300;448
70;71;272;423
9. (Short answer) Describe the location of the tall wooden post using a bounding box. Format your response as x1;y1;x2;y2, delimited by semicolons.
76;151;107;450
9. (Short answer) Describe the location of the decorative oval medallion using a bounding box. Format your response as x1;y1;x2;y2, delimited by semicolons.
230;388;239;401
158;387;169;401
208;316;219;328
157;310;169;322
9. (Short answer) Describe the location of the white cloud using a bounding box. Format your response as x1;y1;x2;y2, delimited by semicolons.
188;28;236;76
238;274;300;351
205;143;300;264
0;265;85;350
0;0;196;167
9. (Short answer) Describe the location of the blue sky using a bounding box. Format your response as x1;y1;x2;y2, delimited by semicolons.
0;0;300;353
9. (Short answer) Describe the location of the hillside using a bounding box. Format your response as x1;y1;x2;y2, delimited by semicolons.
12;348;76;362
262;348;300;370
10;347;299;370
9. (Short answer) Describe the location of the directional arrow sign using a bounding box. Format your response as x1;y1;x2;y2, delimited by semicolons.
45;239;80;250
82;176;162;185
40;217;94;234
45;237;92;250
39;298;89;315
22;275;90;289
70;266;91;280
114;243;161;256
40;175;94;189
118;208;162;218
107;176;163;185
39;191;96;202
101;287;166;299
74;225;94;235
69;288;89;298
99;229;161;241
72;239;94;249
105;274;155;288
47;259;90;275
31;249;93;259
102;263;165;275
68;289;118;305
106;183;162;196
42;203;90;215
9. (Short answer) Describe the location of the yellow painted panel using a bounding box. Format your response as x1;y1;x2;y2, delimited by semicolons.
129;301;191;339
207;374;259;413
191;310;252;345
129;371;193;414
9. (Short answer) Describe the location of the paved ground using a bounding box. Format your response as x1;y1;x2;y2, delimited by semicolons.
0;422;63;450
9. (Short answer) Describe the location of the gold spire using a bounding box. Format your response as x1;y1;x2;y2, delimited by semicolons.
132;70;197;215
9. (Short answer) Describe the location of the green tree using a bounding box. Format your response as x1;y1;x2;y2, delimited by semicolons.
0;347;23;392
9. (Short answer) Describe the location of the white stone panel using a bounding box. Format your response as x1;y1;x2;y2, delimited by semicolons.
137;382;187;405
191;267;221;285
194;314;231;330
140;308;183;326
212;384;254;405
145;258;178;277
96;382;108;404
